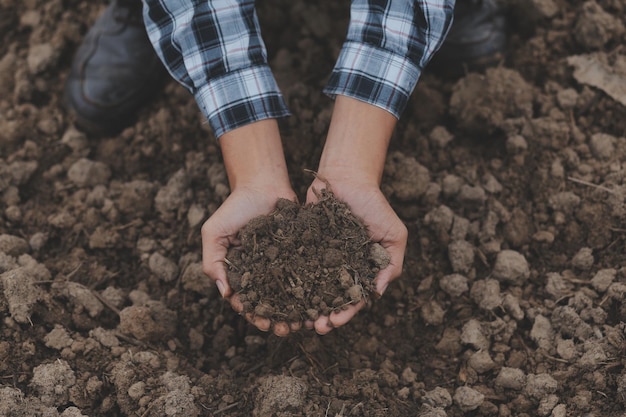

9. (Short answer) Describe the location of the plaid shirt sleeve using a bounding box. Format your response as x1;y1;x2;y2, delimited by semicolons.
143;0;290;138
324;0;455;119
143;0;454;138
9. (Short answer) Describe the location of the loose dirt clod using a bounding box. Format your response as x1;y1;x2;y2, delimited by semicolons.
226;190;387;322
254;375;308;417
453;386;484;412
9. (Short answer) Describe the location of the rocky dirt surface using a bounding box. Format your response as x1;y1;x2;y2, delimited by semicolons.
0;0;625;416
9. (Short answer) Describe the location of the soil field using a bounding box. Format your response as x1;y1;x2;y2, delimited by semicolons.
0;0;625;416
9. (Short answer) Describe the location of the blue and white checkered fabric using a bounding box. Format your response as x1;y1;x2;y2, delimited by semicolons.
144;0;454;138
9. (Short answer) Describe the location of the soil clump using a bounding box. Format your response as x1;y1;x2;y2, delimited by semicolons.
226;190;390;322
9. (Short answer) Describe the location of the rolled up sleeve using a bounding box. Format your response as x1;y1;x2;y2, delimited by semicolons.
143;0;290;138
324;0;455;119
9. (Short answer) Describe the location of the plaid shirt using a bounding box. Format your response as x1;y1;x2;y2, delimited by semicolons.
144;0;454;138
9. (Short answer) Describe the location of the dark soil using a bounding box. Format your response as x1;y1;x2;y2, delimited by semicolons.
226;191;389;322
1;0;626;416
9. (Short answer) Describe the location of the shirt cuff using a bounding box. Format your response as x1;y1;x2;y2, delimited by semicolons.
195;65;291;139
323;41;422;119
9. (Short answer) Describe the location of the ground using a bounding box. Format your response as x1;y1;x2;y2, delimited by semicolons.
0;0;625;416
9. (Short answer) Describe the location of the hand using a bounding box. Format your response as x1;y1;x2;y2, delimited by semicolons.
201;119;299;337
304;95;407;335
305;176;407;334
201;183;299;336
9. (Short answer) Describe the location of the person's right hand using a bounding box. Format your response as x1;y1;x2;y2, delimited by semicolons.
201;119;300;337
201;183;298;337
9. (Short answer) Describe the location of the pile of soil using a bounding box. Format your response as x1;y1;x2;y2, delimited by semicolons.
1;0;626;416
226;191;389;322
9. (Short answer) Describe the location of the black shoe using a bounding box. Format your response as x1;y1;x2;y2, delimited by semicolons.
65;0;166;135
429;0;507;76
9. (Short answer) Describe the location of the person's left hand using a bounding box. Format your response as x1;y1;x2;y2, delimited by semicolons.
304;175;407;334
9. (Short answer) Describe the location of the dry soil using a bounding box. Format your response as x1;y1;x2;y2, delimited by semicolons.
0;0;625;416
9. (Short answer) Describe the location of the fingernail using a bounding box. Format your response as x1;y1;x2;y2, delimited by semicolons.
216;281;226;297
377;283;389;297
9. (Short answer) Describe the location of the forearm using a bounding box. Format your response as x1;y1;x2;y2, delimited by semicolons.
318;95;397;185
324;0;455;119
220;119;291;191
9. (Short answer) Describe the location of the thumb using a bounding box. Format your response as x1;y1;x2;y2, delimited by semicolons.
374;243;405;296
202;227;233;298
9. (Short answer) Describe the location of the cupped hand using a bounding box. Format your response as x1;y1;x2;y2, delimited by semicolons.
304;175;407;335
201;184;300;337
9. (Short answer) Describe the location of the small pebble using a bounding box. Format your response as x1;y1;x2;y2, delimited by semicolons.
345;285;363;303
453;386;484;412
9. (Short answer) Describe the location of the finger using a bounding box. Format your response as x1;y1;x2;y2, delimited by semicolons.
229;294;245;313
201;227;233;297
329;301;365;328
375;267;394;296
375;231;407;296
314;316;333;335
245;313;271;332
272;322;290;337
374;254;403;296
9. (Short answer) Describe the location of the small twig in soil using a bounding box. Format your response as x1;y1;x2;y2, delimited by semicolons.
223;257;239;271
333;300;362;312
555;294;575;305
514;334;533;358
86;289;121;316
310;185;323;201
270;230;288;241
114;331;146;347
308;367;324;386
483;393;508;401
350;403;364;415
0;374;24;379
298;342;323;372
304;168;332;188
38;279;122;316
598;294;610;307
65;262;84;281
567;176;617;194
304;169;333;193
321;203;336;228
140;401;156;417
596;390;612;399
88;270;120;290
475;247;489;267
112;219;142;231
213;401;240;415
539;351;570;364
243;362;265;375
322;362;339;374
561;276;590;284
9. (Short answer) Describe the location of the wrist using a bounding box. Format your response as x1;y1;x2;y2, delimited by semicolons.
219;119;291;191
318;96;397;185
